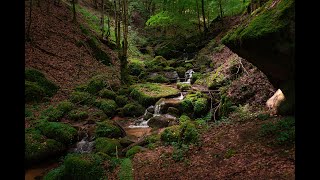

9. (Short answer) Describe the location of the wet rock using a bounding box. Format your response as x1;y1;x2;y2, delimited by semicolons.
147;114;176;128
147;106;155;114
167;107;180;117
163;71;179;82
143;112;153;120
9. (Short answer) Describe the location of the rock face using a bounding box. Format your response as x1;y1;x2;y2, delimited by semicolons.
147;115;176;128
222;0;295;115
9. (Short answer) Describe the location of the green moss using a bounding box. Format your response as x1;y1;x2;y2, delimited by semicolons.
184;63;193;69
40;101;74;122
191;72;202;84
68;110;89;121
175;67;186;78
130;83;180;106
69;91;95;105
36;121;78;145
86;75;108;94
54;153;105;180
95;121;122;138
125;146;143;158
177;82;191;91
147;74;169;83
119;158;134;180
179;121;199;144
94;137;122;156
121;102;145;117
99;89;116;99
25;107;33;117
128;58;146;76
25;68;59;99
145;56;168;72
86;37;111;66
25;81;46;103
179;114;191;123
115;95;129;107
222;0;294;44
194;98;208;116
95;99;117;117
25;128;65;164
43;165;66;180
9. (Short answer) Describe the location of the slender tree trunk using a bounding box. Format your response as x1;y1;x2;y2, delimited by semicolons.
201;0;208;33
72;0;77;22
106;17;110;38
114;0;118;47
27;0;33;41
218;0;223;25
207;0;210;28
196;0;201;33
117;0;121;48
100;0;105;39
120;0;129;84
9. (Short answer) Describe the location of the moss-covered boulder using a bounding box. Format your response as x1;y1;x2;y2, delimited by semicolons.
160;125;180;143
130;83;180;107
40;101;74;121
194;98;208;116
95;121;123;138
121;102;146;117
147;115;176;128
147;74;170;83
67;110;89;121
94;99;117;117
99;89;116;99
222;0;295;114
160;120;199;144
128;58;146;76
25;128;65;165
125;146;143;158
179;92;209;118
94;137;122;156
25;68;59;102
177;82;191;91
44;153;105;180
36;121;78;145
115;95;129;107
69;91;95;105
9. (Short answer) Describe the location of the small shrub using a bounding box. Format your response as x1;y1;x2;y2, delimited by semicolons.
36;121;78;144
128;59;145;76
184;63;193;69
191;72;202;84
125;146;143;158
86;75;108;94
99;89;116;99
161;125;180;144
177;82;191;91
57;101;74;112
175;67;186;78
94;137;122;156
179;114;191;123
172;143;189;162
179;121;199;144
95;121;123;138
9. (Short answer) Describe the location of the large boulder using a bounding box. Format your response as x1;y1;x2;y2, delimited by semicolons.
222;0;295;115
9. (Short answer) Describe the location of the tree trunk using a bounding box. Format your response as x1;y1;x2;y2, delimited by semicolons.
117;0;121;48
219;0;223;25
114;0;118;47
106;17;110;39
27;0;33;41
201;0;207;33
207;0;210;28
196;0;201;28
72;0;77;22
120;0;129;84
100;0;105;39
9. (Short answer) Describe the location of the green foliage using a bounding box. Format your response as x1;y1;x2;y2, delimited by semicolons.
179;114;191;123
180;92;209;118
145;56;168;72
67;110;89;121
147;74;169;83
45;153;105;180
86;37;111;65
115;95;129;107
36;121;78;144
99;89;116;99
126;146;143;158
175;67;186;78
94;99;117;117
25;107;33;117
177;82;191;91
121;102;146;117
128;58;146;76
25;68;59;102
69;91;95;105
94;137;122;156
224;148;236;159
95;121;122;138
43;165;65;180
234;104;253;121
25;128;65;164
119;158;134;180
218;95;234;119
161;125;180;144
259;116;295;145
86;75;109;94
191;72;202;84
194;98;208;116
172;143;189;162
40;101;74;122
184;63;193;69
257;113;270;120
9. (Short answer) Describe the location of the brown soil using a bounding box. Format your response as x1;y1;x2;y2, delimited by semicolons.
132;116;295;180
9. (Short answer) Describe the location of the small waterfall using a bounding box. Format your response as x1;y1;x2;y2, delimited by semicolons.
71;132;94;153
174;93;184;100
184;69;195;83
154;101;165;116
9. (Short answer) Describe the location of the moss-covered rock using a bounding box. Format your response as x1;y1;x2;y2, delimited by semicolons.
25;68;59;102
167;107;180;117
194;98;208;116
175;67;186;78
99;89;116;99
25;128;65;165
121;102;146;117
147;74;170;83
115;95;129;107
94;137;122;156
130;83;180;107
95;121;123;138
160;125;180;143
44;153;105;180
177;82;191;91
94;99;117;117
36;121;78;145
67;110;89;121
40;101;74;122
128;58;146;76
179;114;191;123
69;91;95;105
179;92;209;118
125;146;143;158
